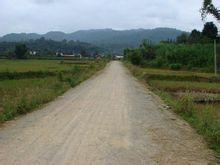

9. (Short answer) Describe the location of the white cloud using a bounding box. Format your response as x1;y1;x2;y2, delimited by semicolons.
0;0;219;35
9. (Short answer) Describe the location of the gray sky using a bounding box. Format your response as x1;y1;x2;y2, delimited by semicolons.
0;0;219;36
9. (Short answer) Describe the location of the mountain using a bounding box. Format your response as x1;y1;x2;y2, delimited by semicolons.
69;28;183;45
1;33;41;42
43;31;68;41
0;28;184;53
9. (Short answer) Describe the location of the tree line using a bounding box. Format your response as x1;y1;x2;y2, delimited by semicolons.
161;22;219;44
0;37;101;59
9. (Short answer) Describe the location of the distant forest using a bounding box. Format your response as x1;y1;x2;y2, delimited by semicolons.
0;38;101;58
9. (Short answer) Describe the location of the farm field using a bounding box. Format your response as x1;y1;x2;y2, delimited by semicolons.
125;63;220;155
0;59;94;72
0;59;108;122
149;80;220;93
133;67;218;78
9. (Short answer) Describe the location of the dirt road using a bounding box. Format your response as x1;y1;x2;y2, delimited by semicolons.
0;61;213;164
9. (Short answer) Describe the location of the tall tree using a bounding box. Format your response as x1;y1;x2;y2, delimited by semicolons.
189;29;202;43
15;44;28;59
201;0;220;21
202;22;218;39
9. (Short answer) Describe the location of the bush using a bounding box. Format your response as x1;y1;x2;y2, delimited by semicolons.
67;78;78;87
15;44;28;59
148;56;164;68
131;52;142;66
124;42;220;70
169;63;182;70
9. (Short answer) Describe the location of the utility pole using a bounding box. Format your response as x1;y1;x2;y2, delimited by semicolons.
214;39;217;76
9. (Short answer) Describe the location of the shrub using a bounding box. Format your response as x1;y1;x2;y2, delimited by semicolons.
131;52;142;66
148;56;165;68
67;78;78;87
125;42;220;70
169;63;182;70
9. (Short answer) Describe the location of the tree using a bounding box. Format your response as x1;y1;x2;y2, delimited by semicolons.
177;33;189;43
140;41;156;60
80;49;87;57
202;22;218;39
131;51;142;66
189;29;202;43
201;0;220;21
15;44;28;59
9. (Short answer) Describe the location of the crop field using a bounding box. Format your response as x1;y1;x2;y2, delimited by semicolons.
126;63;220;154
0;59;108;122
149;80;220;93
134;67;218;78
0;59;94;72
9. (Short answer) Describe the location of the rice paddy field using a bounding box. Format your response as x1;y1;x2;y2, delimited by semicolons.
125;63;220;155
0;59;94;72
0;59;108;122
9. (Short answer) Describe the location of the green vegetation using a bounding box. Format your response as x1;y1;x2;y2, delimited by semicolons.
125;62;220;155
0;59;91;72
149;80;220;93
15;44;28;59
124;42;220;71
0;38;101;58
124;21;219;72
0;59;108;123
124;16;220;155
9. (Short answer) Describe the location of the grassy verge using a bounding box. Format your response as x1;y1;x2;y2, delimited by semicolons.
124;62;220;156
0;59;108;123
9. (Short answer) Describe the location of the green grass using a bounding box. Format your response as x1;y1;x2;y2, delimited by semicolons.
125;62;220;156
0;77;69;121
149;80;220;93
156;90;220;154
125;62;220;79
139;67;218;78
0;59;93;72
195;103;220;119
0;59;108;122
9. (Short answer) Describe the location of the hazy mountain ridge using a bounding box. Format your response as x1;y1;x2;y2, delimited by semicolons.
0;28;184;53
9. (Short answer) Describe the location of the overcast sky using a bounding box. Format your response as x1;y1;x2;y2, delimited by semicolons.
0;0;219;36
